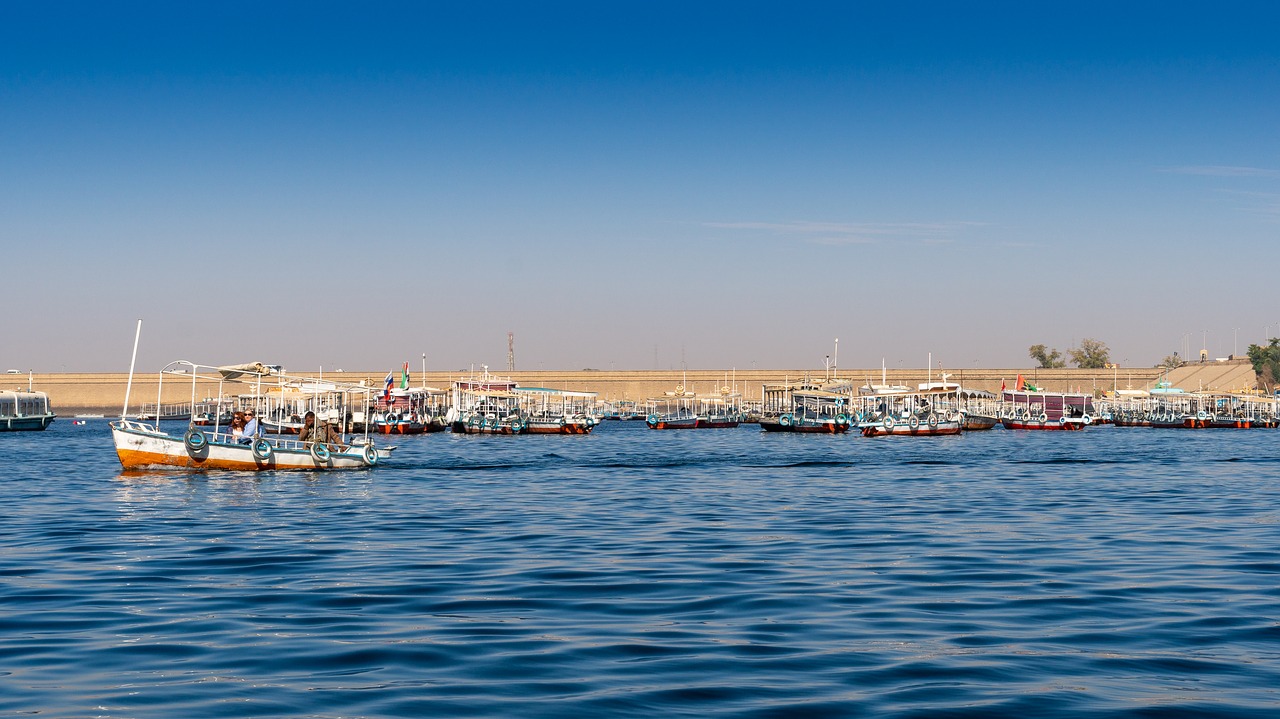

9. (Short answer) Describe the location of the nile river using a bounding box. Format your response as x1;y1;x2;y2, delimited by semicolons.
2;420;1278;717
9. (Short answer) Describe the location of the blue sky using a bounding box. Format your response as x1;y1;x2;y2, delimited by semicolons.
3;2;1279;373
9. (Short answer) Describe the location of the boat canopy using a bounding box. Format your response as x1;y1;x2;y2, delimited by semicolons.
217;362;277;380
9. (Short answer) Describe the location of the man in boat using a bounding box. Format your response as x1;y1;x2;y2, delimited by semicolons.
298;411;346;451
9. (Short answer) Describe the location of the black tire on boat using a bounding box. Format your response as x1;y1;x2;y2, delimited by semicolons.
184;428;207;452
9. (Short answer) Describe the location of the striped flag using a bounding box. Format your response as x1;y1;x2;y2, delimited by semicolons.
383;370;394;401
401;361;410;390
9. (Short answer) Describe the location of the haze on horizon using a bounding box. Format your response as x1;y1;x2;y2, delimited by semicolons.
3;3;1278;374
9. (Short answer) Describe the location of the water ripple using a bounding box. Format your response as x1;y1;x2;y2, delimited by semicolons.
2;421;1280;716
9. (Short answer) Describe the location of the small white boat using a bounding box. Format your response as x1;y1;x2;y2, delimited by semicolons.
109;332;392;471
111;419;388;471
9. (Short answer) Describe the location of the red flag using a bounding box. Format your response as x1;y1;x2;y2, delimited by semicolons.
1000;378;1007;392
1015;374;1025;391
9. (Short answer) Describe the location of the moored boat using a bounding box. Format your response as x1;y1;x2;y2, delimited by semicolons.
998;387;1095;431
1;389;56;431
758;380;853;433
516;386;601;434
449;368;527;434
646;391;700;430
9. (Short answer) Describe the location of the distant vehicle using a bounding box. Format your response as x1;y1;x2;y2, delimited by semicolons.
5;369;20;374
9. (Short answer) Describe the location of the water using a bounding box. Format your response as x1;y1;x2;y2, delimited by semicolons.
3;420;1279;718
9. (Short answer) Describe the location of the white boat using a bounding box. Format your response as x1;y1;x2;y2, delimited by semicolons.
515;386;600;434
112;418;387;470
1;389;56;431
448;367;527;434
109;343;392;471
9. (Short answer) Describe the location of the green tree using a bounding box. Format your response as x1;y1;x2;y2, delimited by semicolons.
1068;338;1111;369
1029;344;1065;368
1158;354;1184;370
1246;339;1280;388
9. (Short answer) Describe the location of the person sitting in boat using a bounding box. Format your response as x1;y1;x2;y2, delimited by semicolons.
229;412;246;442
238;409;261;444
298;411;346;451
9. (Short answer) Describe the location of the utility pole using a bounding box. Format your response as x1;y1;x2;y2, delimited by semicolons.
507;332;515;372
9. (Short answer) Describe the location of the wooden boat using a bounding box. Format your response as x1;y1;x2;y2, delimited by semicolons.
1000;412;1088;431
112;419;388;470
646;384;745;429
373;386;450;434
861;410;963;436
517;387;600;434
449;368;527;434
960;412;999;431
110;356;391;471
998;389;1095;431
646;392;700;429
697;389;744;428
1148;412;1210;429
758;381;853;433
857;381;968;436
0;389;56;431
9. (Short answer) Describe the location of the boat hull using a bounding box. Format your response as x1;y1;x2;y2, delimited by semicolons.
646;417;699;430
1;415;55;431
1000;418;1085;431
525;419;596;434
111;422;388;471
759;417;849;433
451;420;525;434
860;419;962;437
375;421;426;435
960;414;999;431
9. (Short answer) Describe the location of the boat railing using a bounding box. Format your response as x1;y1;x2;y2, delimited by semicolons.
199;428;367;451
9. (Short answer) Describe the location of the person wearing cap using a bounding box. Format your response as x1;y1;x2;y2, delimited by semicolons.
239;409;261;444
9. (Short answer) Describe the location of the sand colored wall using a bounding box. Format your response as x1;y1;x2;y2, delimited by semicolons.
15;361;1256;414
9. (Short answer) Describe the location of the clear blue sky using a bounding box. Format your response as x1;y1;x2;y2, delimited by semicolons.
3;2;1278;373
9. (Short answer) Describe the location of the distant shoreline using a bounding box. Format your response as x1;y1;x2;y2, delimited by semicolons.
11;362;1256;414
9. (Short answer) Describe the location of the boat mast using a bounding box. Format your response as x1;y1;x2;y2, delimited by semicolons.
121;319;142;420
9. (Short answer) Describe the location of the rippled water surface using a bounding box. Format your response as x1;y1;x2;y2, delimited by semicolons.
3;420;1280;717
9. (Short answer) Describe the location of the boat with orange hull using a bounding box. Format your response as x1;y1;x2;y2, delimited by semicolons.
111;419;388;470
372;384;450;435
110;353;391;471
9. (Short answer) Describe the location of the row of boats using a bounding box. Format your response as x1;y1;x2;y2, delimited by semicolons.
101;357;1280;473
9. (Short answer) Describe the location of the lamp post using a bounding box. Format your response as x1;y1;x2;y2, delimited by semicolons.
1233;327;1240;358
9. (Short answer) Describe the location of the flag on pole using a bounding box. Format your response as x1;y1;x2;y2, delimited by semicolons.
383;370;394;401
401;361;410;390
1000;378;1007;392
1015;374;1025;391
